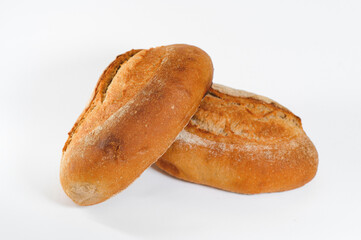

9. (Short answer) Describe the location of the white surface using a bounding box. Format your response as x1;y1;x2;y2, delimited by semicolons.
1;0;361;239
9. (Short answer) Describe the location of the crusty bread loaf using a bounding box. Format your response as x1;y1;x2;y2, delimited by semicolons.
60;44;213;205
156;84;318;194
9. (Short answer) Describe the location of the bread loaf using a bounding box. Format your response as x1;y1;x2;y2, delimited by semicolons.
60;44;213;205
156;84;318;194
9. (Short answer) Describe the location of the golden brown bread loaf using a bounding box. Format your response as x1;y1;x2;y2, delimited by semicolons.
156;84;318;194
60;44;213;205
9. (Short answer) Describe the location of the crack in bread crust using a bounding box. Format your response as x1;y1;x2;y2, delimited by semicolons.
187;84;303;144
63;49;142;152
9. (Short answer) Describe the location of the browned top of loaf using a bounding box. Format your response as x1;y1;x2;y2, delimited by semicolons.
63;48;169;152
186;84;303;145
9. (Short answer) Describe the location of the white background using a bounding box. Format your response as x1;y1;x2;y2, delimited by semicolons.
1;0;360;239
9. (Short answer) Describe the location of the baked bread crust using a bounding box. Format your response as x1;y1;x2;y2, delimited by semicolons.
157;84;318;194
60;44;213;205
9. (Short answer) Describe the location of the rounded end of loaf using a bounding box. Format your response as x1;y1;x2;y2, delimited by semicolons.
166;44;214;92
234;133;319;194
60;161;108;206
62;182;103;206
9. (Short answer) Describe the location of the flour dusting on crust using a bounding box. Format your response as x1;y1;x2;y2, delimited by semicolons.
176;129;215;147
176;129;274;153
174;129;316;164
212;83;289;111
